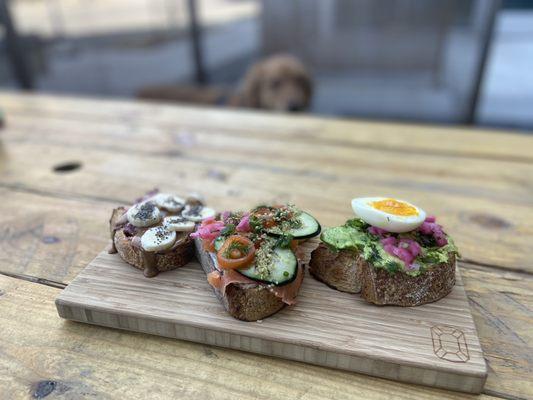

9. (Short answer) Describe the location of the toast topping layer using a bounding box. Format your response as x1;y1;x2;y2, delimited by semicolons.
321;217;459;276
206;264;304;306
110;190;212;277
192;204;320;304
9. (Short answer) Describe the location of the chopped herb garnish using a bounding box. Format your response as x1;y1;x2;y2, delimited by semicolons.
223;240;250;259
220;223;236;237
275;233;294;249
249;215;264;233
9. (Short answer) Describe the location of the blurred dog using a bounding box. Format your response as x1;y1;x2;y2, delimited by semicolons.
137;54;312;113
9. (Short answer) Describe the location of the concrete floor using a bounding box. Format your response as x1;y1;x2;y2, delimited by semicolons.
478;10;533;129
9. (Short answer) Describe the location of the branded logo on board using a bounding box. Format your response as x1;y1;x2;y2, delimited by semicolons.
431;325;470;363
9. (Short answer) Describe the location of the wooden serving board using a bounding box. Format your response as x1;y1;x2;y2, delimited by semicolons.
56;249;487;394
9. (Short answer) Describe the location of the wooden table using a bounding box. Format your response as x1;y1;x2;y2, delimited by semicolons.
0;92;531;400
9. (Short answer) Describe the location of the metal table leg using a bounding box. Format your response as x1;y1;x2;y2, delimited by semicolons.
465;0;501;124
186;0;207;85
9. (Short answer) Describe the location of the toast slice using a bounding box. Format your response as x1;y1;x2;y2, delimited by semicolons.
195;237;287;321
194;237;317;322
309;242;455;306
309;243;361;294
192;206;320;321
109;202;195;277
309;211;459;307
358;252;456;306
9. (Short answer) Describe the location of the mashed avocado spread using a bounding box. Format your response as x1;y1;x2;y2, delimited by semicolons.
321;218;459;276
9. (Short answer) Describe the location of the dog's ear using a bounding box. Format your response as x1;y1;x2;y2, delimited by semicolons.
240;63;264;108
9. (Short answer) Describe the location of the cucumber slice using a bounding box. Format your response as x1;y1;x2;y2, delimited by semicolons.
289;212;321;239
266;212;321;239
239;247;298;286
214;236;225;251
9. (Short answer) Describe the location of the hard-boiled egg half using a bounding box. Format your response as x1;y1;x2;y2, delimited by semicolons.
351;197;426;233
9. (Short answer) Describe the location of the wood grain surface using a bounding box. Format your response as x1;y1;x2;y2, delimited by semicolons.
0;274;501;400
0;91;532;399
56;249;487;393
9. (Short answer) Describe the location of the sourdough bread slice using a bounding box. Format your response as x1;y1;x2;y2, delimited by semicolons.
110;207;194;277
309;242;456;306
309;243;361;293
194;237;285;321
357;253;456;306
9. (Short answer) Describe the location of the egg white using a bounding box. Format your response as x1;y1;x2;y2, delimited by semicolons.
351;197;426;233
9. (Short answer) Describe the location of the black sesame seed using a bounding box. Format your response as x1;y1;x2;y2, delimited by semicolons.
185;205;203;217
135;202;156;220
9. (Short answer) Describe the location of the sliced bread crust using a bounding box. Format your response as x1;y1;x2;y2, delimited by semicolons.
309;243;361;293
357;253;456;306
194;237;285;321
309;243;455;306
113;229;194;273
110;207;194;276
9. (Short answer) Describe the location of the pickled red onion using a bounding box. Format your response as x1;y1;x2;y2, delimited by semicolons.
236;213;250;232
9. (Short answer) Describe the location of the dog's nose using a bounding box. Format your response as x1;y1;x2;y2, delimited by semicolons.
288;102;303;112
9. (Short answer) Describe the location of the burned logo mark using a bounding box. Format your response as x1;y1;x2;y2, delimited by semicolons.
431;325;469;363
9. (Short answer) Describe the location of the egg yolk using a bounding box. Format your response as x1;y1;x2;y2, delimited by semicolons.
371;198;419;216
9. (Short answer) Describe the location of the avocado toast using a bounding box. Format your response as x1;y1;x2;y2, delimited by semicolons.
309;197;459;306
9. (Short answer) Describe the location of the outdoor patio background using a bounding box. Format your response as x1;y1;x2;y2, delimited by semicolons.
1;0;532;130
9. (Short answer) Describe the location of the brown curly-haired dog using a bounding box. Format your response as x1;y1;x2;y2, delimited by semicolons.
238;54;312;111
138;54;313;113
